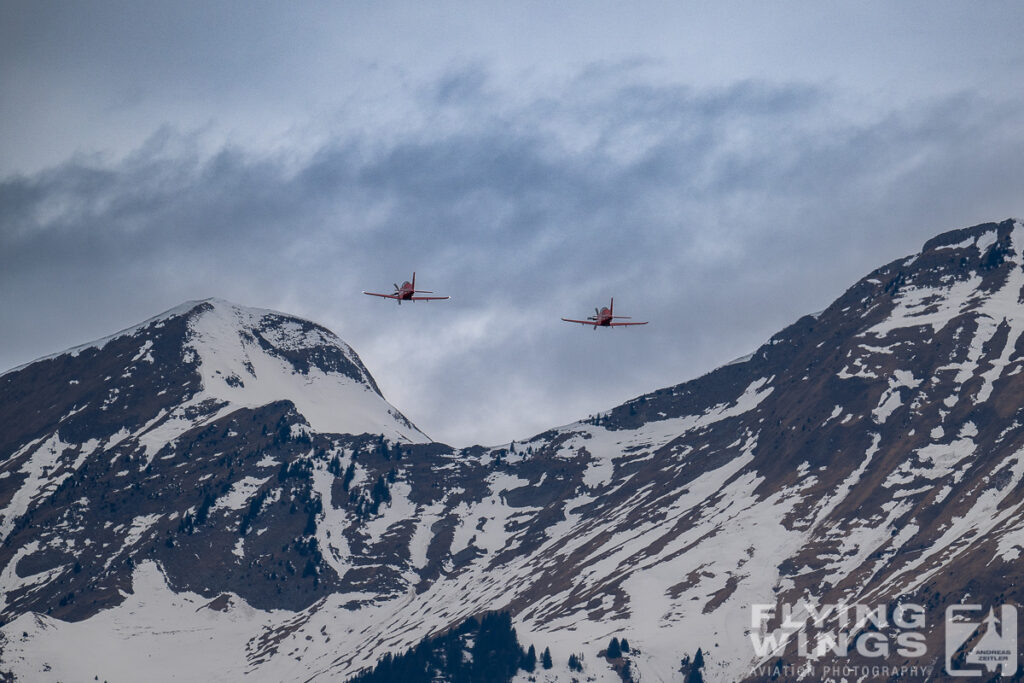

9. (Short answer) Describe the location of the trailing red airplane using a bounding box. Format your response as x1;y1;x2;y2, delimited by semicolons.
363;272;450;305
561;298;648;328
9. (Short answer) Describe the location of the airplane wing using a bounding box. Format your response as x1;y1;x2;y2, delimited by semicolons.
363;291;400;299
409;295;450;301
561;318;598;326
607;321;649;326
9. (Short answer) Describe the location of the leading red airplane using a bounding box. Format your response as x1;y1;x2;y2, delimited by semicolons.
363;272;450;305
562;298;648;328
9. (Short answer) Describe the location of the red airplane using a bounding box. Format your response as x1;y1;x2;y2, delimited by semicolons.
562;298;648;328
363;272;450;305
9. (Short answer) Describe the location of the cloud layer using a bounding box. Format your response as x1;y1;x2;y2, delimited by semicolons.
3;60;1024;445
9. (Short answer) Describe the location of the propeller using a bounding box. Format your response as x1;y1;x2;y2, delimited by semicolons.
595;307;600;317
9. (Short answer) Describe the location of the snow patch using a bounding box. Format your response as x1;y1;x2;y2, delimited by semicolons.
187;301;429;443
212;476;272;513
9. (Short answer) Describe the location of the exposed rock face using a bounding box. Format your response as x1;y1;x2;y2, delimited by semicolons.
2;220;1024;682
0;299;427;620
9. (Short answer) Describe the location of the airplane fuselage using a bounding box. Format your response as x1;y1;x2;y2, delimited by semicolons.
560;298;647;328
362;273;450;304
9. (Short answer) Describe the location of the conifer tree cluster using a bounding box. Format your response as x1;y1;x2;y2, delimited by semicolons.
679;648;705;683
348;611;557;683
603;636;637;682
521;644;536;672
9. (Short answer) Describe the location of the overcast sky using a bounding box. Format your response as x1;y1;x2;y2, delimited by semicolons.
3;2;1024;446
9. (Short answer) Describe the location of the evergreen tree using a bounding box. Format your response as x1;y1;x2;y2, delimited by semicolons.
607;637;622;659
568;653;583;672
521;644;536;672
541;646;553;670
348;611;525;683
342;459;356;491
444;635;463;681
685;648;705;683
472;612;523;682
369;474;392;514
620;637;630;653
195;492;215;524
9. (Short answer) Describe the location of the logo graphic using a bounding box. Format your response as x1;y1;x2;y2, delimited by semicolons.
946;604;1018;677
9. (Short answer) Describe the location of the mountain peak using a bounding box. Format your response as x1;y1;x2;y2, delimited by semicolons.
1;297;428;446
920;217;1020;254
179;298;427;441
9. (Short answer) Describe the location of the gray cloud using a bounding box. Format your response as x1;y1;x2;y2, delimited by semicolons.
2;66;1024;446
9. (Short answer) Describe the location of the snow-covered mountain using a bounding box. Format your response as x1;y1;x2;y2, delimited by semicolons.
2;220;1024;682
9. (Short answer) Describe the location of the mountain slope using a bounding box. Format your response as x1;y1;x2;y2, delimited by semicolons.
0;299;428;621
2;220;1024;682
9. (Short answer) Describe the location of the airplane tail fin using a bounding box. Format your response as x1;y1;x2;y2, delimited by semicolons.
610;297;632;318
411;271;435;293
